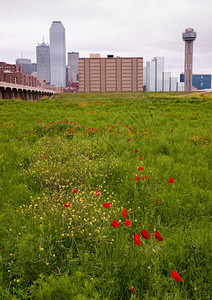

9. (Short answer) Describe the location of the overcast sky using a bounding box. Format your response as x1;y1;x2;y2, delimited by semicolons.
0;0;211;78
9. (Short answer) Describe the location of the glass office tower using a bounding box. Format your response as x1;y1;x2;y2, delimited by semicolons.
68;52;79;83
49;21;66;87
36;40;50;83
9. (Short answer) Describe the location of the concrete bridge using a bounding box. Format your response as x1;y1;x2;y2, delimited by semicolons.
0;81;56;100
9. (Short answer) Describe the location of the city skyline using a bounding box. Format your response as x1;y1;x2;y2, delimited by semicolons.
0;0;211;79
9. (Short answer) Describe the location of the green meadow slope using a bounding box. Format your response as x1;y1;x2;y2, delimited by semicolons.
0;92;211;299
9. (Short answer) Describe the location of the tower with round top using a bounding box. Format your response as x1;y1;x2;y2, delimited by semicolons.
182;28;196;91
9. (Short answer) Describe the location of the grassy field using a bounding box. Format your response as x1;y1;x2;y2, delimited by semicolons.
0;92;211;299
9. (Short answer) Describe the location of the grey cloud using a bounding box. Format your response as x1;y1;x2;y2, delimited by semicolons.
0;0;211;77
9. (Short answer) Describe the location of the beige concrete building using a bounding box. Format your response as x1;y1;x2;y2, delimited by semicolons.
79;55;143;92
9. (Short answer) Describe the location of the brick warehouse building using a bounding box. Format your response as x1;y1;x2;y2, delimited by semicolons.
0;62;38;87
79;55;143;92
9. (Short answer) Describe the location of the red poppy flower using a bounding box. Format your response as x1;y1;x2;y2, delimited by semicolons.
139;157;143;160
206;138;209;140
172;270;183;282
16;137;18;139
142;176;148;180
102;202;112;208
134;233;141;246
135;176;140;181
171;130;173;132
128;285;134;293
141;229;149;239
138;166;144;171
42;156;46;160
111;219;119;228
125;219;132;227
96;190;100;196
64;202;71;207
73;189;77;194
127;138;130;141
135;150;139;153
167;177;174;183
122;208;127;218
153;231;163;241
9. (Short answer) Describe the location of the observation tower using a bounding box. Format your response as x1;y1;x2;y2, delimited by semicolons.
182;28;196;91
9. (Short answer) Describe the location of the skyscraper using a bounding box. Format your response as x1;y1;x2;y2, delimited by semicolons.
146;59;156;92
146;57;164;92
182;28;196;91
67;52;79;83
154;57;164;92
36;39;50;83
169;77;178;91
49;21;66;87
16;58;32;75
162;72;171;92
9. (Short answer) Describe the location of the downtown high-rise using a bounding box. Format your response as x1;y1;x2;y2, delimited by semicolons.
146;57;164;92
49;21;66;87
36;39;50;83
67;52;79;83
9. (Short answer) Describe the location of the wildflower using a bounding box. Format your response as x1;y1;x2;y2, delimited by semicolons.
96;190;100;196
42;156;46;160
142;176;148;180
125;219;132;227
172;270;183;282
141;229;149;239
128;285;134;293
73;189;77;194
127;138;130;141
102;202;112;208
111;219;119;228
122;208;127;218
64;202;71;207
138;166;144;171
135;150;139;153
134;233;141;246
135;176;140;181
171;130;173;132
139;157;143;160
167;177;174;183
153;231;163;241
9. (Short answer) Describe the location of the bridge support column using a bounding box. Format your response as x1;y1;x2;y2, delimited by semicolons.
3;90;9;99
29;92;33;100
34;92;38;100
14;91;21;99
9;90;15;99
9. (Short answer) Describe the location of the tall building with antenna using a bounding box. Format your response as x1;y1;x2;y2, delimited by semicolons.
36;37;50;83
182;28;196;91
49;21;66;87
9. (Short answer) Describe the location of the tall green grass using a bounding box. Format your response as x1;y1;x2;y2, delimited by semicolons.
0;92;211;299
